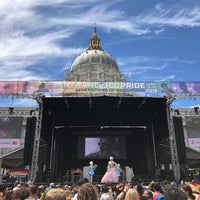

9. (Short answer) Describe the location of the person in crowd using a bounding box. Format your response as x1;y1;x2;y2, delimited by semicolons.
117;186;139;200
13;184;22;191
14;178;23;186
77;182;99;200
5;189;13;200
125;188;139;200
187;183;200;199
151;182;163;200
27;179;35;188
100;183;115;200
63;184;71;200
25;185;39;200
65;190;72;200
37;185;45;199
101;156;118;183
116;182;133;200
12;187;30;200
43;183;55;196
71;183;79;198
160;180;172;193
137;184;144;199
164;187;187;200
44;188;66;200
63;185;71;191
141;190;153;200
180;185;196;200
72;178;89;200
0;184;6;200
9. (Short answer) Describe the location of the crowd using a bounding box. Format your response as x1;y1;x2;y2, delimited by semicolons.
1;177;200;200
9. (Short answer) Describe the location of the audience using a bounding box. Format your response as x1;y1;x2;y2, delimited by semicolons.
1;176;200;200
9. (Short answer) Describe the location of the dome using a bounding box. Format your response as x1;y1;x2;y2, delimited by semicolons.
72;50;119;70
65;25;125;82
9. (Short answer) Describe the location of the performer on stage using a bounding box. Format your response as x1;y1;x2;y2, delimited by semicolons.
88;161;97;182
116;163;122;181
101;156;118;183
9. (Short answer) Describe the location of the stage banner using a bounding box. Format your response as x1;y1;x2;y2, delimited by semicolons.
0;81;18;94
7;169;29;182
1;81;200;96
171;82;200;94
185;116;200;148
16;81;53;94
156;82;175;94
51;81;150;94
0;116;23;148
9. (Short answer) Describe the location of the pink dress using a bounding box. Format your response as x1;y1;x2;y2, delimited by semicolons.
101;160;118;183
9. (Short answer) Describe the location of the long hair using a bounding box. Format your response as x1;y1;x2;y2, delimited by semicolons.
77;182;99;200
125;188;139;200
181;185;196;200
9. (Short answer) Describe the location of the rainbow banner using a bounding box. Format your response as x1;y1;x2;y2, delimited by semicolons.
8;169;29;176
0;81;200;96
7;169;29;181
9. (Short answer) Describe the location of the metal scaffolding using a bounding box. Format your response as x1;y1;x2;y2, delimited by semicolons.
166;97;181;182
29;95;43;179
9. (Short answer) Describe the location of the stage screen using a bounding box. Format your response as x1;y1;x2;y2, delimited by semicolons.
185;116;200;147
0;116;23;148
77;135;127;159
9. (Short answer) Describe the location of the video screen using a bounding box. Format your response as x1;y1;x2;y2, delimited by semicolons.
185;116;200;147
78;135;127;159
0;116;23;148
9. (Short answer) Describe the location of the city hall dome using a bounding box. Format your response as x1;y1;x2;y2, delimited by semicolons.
65;25;125;82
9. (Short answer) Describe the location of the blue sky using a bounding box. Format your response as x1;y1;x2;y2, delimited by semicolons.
0;0;200;107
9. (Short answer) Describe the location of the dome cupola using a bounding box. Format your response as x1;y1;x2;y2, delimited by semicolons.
65;24;125;82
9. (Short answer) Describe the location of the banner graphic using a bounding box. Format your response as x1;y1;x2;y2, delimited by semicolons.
1;81;200;96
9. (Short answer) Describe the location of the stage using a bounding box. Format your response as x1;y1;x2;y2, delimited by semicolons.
25;95;175;182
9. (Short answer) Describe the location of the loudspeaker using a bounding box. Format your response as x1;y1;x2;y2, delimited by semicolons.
23;117;36;165
173;116;186;164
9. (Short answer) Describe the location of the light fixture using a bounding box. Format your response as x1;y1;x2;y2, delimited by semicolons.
174;109;180;115
194;107;199;115
9;107;14;115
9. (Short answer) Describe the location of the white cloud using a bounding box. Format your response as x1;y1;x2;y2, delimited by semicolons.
136;3;200;28
117;55;195;81
0;0;200;81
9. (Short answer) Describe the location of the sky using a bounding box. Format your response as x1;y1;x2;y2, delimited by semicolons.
0;0;200;108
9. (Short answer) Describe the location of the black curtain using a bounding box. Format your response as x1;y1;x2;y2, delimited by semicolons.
173;116;186;164
23;117;36;165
